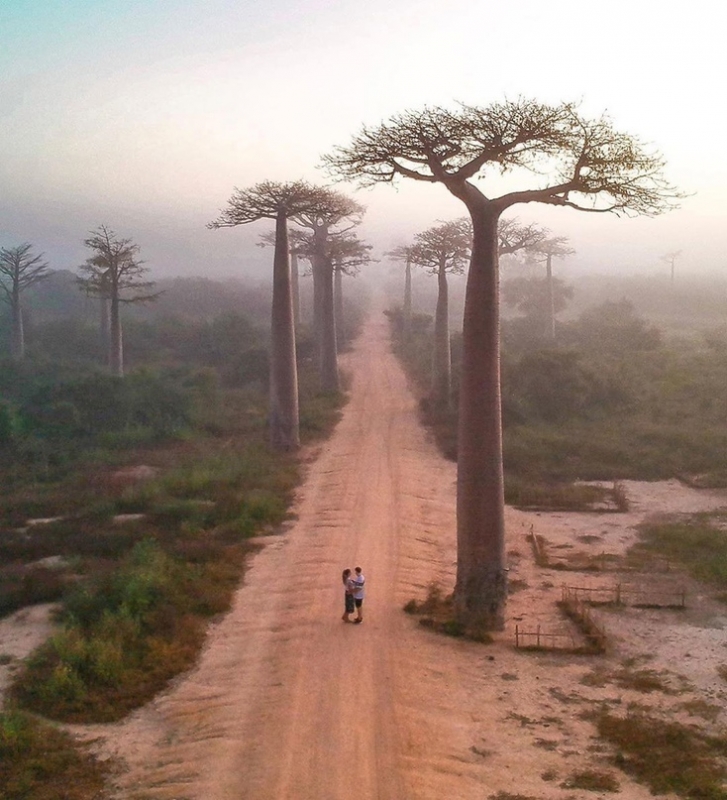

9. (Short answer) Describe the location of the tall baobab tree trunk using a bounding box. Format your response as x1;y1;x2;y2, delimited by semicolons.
312;253;324;355
312;224;339;393
10;288;24;361
269;210;300;450
319;256;339;393
431;261;451;412
454;204;506;630
100;296;111;358
334;264;344;350
546;254;556;341
403;255;412;340
109;294;124;377
291;251;300;327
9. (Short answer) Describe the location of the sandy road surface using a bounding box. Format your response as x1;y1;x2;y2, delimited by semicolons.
105;308;476;800
93;306;727;800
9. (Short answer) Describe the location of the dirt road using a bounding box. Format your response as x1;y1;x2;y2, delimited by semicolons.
97;306;727;800
106;307;479;800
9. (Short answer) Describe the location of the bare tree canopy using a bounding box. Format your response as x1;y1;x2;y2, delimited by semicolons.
0;243;51;298
532;235;576;259
78;226;157;377
0;242;51;360
324;98;681;216
329;231;373;277
208;180;329;227
293;187;365;393
208;180;341;450
78;226;157;304
497;218;549;254
407;219;470;275
325;97;680;630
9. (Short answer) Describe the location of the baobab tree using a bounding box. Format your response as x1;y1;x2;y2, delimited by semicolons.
78;227;157;377
661;249;681;285
208;180;326;450
258;227;309;327
326;98;679;629
386;245;416;340
532;236;575;340
329;232;373;348
296;190;364;393
0;243;51;360
406;219;470;412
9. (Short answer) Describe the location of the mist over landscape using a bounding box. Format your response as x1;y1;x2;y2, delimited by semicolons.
1;0;726;280
3;2;727;800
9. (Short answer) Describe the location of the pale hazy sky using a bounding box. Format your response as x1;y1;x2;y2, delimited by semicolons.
1;0;725;280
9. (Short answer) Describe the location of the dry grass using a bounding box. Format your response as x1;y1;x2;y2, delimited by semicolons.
561;769;620;791
403;584;494;644
597;710;727;798
0;710;108;800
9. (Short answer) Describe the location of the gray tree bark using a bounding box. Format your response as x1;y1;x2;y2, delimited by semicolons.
10;287;24;361
546;254;556;341
269;210;300;450
454;203;506;630
109;294;124;377
100;296;111;358
312;224;339;393
334;265;343;350
291;251;300;328
403;256;412;340
431;260;451;412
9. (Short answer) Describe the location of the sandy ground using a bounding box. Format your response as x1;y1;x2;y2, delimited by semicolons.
4;306;727;799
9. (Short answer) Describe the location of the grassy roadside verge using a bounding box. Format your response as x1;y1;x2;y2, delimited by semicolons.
633;513;727;599
0;710;107;800
1;381;346;798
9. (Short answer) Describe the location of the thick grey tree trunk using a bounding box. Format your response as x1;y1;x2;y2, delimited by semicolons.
312;224;339;393
454;204;506;630
291;251;300;328
334;264;343;350
431;261;451;412
403;256;412;340
11;288;24;361
269;210;300;450
546;254;556;340
109;294;124;377
319;255;339;393
312;249;324;355
100;296;111;357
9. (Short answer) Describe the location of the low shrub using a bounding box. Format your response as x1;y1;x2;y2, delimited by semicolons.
0;710;107;800
635;516;727;591
597;710;727;798
11;541;223;722
405;584;493;644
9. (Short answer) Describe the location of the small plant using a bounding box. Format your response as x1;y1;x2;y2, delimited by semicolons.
612;480;629;511
680;699;722;722
0;710;107;799
597;710;727;798
488;793;538;800
404;584;493;643
635;516;727;591
561;769;620;791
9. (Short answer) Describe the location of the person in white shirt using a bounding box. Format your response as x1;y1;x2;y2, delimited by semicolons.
351;566;365;624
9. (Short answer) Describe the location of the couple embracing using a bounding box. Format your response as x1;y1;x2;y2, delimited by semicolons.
341;566;365;624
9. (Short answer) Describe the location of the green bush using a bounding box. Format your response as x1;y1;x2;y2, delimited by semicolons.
0;710;107;800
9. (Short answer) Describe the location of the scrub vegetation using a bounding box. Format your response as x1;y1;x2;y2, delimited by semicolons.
0;272;363;795
388;278;727;506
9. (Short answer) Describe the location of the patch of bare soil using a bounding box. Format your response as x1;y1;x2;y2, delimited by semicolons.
5;306;727;799
0;604;56;699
